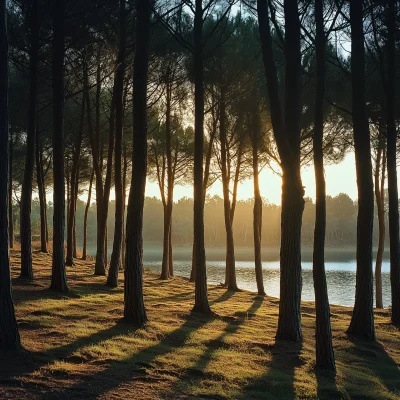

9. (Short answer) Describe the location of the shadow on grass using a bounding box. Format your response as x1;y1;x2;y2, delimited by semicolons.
38;313;213;399
235;339;303;400
315;369;340;400
346;338;400;395
174;297;264;397
209;289;237;305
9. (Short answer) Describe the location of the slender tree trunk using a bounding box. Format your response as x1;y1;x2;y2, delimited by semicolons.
251;122;265;295
258;0;304;341
312;0;335;371
66;96;84;265
160;83;173;280
107;0;126;288
20;0;39;280
36;128;48;253
50;0;68;292
190;105;217;283
169;220;173;276
374;138;385;309
192;0;211;314
82;170;94;260
121;146;127;270
8;127;13;249
0;1;20;349
161;203;170;279
84;50;106;275
219;88;237;291
123;0;151;325
386;0;400;326
347;0;375;340
73;169;78;258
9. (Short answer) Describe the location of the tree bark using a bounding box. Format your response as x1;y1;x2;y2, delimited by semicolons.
121;145;127;270
8;127;13;249
347;0;375;339
219;87;238;291
190;102;217;283
257;0;304;341
84;50;106;276
169;223;173;276
385;0;400;325
66;96;85;265
20;0;39;280
251;114;265;296
374;135;385;309
35;128;48;253
0;0;20;351
192;0;211;314
107;0;127;287
82;169;94;260
161;82;173;280
312;0;335;371
73;170;79;258
123;0;151;325
50;0;68;292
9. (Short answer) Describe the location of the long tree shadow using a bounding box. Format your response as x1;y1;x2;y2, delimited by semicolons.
0;320;134;385
39;312;214;399
346;337;400;395
209;288;237;305
175;296;265;396
315;369;341;400
237;340;303;400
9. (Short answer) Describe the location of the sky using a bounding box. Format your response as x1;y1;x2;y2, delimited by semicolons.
144;152;359;205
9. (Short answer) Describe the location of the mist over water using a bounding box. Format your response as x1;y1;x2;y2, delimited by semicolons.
91;245;392;308
143;260;392;308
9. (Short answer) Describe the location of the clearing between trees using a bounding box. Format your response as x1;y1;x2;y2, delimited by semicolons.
1;249;399;400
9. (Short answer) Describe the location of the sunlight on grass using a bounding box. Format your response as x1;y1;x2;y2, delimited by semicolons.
1;249;399;400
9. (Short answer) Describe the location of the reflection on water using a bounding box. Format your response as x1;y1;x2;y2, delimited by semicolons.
144;260;392;308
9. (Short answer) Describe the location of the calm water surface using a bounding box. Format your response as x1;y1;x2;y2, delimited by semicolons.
90;245;391;308
143;260;391;308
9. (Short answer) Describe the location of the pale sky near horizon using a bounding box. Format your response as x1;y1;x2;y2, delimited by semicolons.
143;152;359;206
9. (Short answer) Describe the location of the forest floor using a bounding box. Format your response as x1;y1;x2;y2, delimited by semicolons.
1;249;400;400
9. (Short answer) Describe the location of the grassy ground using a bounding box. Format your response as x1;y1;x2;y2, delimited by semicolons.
1;249;399;400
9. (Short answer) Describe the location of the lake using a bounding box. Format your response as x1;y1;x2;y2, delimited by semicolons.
143;260;392;308
90;245;392;308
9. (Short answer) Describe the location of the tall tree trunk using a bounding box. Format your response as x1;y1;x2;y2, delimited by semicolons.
82;169;94;260
312;0;335;371
8;127;13;249
84;50;106;275
220;88;237;291
36;128;48;253
121;145;127;270
258;0;304;341
73;169;79;258
97;78;116;275
50;0;68;292
386;0;400;326
251;117;265;295
66;96;85;265
192;0;211;314
374;135;385;309
190;104;217;283
347;0;375;339
0;1;20;349
20;0;39;280
107;0;127;288
161;82;173;280
123;0;151;325
168;222;173;276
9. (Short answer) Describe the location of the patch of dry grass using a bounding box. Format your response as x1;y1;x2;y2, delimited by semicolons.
0;249;399;399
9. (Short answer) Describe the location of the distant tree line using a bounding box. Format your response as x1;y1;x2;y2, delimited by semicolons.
10;192;392;250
